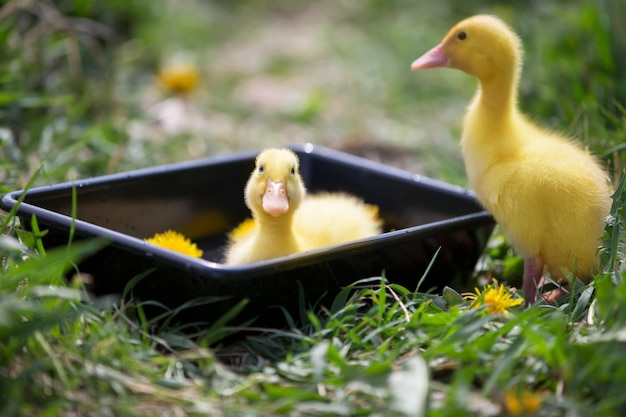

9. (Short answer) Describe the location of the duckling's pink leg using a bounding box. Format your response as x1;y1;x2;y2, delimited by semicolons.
522;256;544;307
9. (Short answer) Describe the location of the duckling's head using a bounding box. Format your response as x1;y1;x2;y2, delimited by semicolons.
244;148;306;218
411;15;522;82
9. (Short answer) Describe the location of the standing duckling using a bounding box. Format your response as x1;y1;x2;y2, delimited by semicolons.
411;15;612;305
224;148;382;265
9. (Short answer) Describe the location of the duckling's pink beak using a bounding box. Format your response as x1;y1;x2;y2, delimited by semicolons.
262;180;289;217
411;43;448;70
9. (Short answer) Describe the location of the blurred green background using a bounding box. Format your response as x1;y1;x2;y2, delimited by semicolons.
1;0;625;192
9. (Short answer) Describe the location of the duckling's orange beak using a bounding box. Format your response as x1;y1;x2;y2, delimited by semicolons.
411;43;448;70
262;179;289;217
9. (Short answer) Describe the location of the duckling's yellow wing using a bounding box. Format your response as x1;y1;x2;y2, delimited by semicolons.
472;130;611;280
294;192;383;249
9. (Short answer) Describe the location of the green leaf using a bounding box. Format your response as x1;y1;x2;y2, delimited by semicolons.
442;286;464;307
570;285;595;322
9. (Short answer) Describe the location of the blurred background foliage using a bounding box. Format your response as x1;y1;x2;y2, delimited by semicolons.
1;0;624;187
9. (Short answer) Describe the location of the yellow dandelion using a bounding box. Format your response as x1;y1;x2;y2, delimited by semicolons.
464;281;523;315
145;230;203;258
504;389;542;415
157;61;200;95
228;217;256;241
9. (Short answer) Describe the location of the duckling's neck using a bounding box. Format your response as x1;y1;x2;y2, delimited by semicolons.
255;213;301;250
464;67;523;149
461;68;525;190
257;212;294;232
473;70;519;118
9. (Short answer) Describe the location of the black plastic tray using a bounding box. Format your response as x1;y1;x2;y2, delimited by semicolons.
1;144;494;327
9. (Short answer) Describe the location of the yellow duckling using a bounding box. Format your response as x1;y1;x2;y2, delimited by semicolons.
224;148;382;265
411;15;612;305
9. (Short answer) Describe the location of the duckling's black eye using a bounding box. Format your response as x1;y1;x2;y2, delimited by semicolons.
456;31;467;41
290;167;296;176
258;164;264;173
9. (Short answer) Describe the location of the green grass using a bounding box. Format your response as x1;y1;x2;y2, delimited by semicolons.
2;0;626;415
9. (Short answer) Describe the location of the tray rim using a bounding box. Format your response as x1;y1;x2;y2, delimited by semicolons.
5;143;477;200
0;143;493;282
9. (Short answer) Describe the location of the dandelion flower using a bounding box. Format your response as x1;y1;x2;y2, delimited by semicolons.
464;281;523;315
145;230;203;258
504;389;542;415
228;217;255;241
157;60;200;95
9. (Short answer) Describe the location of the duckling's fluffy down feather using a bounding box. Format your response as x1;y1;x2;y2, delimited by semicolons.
469;120;611;279
411;14;612;303
225;192;382;265
293;192;382;250
223;148;382;265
